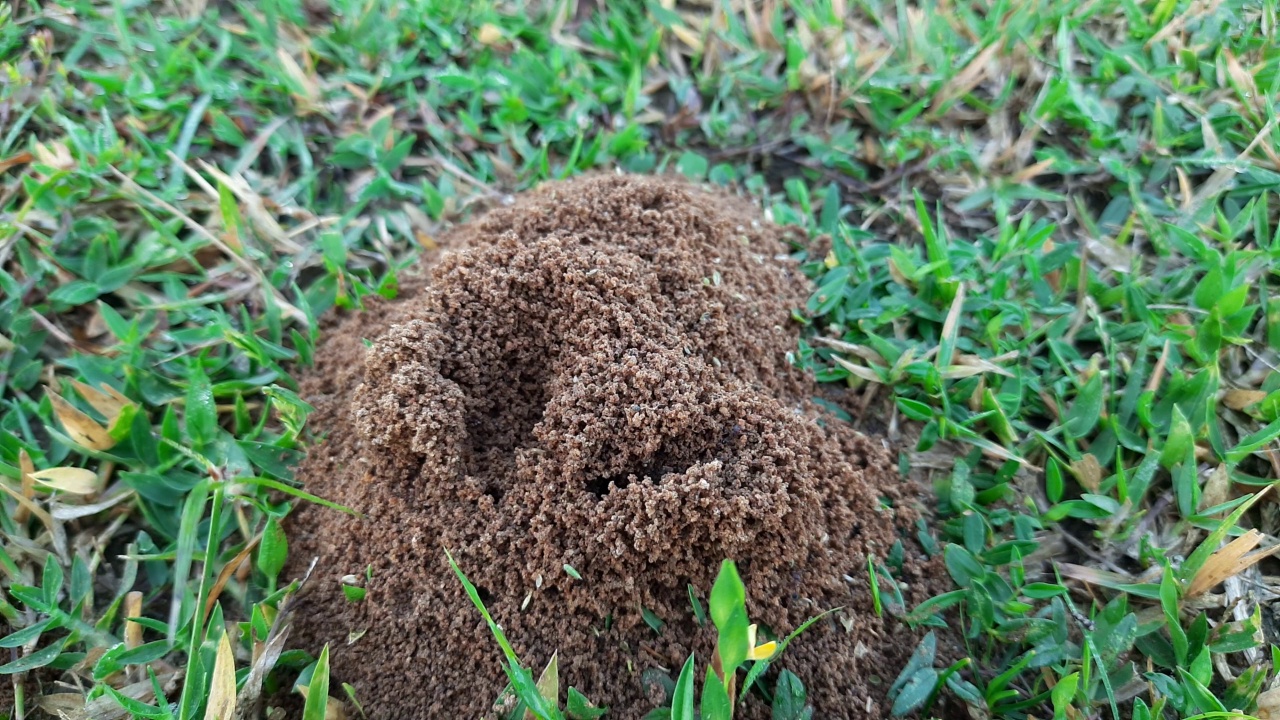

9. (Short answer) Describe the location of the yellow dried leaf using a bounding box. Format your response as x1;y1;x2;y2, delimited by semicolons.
30;467;99;495
670;24;704;52
296;688;347;720
1186;529;1280;597
477;23;504;46
102;383;132;407
1258;685;1280;720
1071;454;1102;494
204;632;237;720
1176;166;1193;211
831;355;883;383
887;258;910;287
69;380;131;423
276;48;319;109
949;354;1016;378
32;140;74;171
938;283;967;363
1199;464;1230;514
746;624;778;661
524;651;559;719
1223;389;1267;411
940;365;989;379
47;388;116;450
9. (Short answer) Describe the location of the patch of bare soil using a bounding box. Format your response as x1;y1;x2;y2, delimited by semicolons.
282;173;945;719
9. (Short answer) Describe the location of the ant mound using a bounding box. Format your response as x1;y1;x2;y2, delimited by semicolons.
285;174;940;719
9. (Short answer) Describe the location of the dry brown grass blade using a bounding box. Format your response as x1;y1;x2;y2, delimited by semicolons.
192;157;304;253
0;150;33;173
939;365;990;379
203;632;238;720
236;558;316;719
1058;562;1136;587
107;166;307;323
46;388;115;451
71;671;181;720
37;693;85;718
1148;0;1223;45
16;449;35;524
1010;157;1055;185
831;354;883;382
938;282;967;363
814;336;887;365
123;586;145;681
1186;118;1278;219
1147;340;1171;393
669;21;705;52
276;47;321;114
1223;389;1267;411
1223;49;1265;121
0;477;51;538
50;489;134;521
927;40;1003;120
1186;529;1280;597
230;117;289;176
740;0;768;50
0;480;68;565
203;535;261;621
951;353;1016;378
125;591;144;649
1176;166;1194;211
549;0;575;37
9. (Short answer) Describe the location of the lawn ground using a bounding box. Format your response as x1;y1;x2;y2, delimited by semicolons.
1;0;1279;718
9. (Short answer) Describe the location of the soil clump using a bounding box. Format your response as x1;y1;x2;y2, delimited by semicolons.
284;173;942;719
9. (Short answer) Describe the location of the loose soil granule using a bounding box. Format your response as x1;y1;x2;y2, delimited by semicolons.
284;173;942;719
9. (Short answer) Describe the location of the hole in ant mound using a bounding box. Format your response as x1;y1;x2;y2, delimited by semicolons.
586;473;631;498
483;484;505;504
586;449;692;498
475;585;494;607
454;363;551;464
848;523;863;542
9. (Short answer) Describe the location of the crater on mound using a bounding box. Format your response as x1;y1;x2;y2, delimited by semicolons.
284;174;942;719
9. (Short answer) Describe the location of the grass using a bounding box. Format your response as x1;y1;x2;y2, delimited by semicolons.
0;0;1277;718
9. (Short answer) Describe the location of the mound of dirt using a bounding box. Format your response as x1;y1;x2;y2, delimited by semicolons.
283;174;941;719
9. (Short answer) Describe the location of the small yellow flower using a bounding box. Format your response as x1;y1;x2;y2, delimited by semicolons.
746;624;778;661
